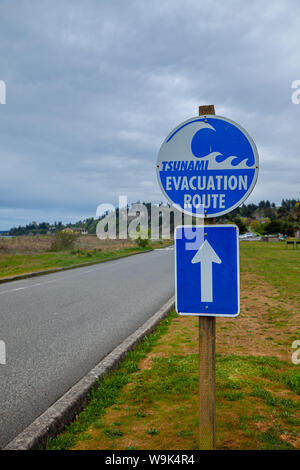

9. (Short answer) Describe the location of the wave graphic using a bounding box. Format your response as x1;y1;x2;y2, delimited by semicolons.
191;122;255;168
159;118;256;171
196;152;255;170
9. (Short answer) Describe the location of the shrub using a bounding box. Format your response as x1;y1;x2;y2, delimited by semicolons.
135;236;149;248
50;231;79;251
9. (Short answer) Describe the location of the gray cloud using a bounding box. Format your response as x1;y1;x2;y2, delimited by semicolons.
0;0;299;229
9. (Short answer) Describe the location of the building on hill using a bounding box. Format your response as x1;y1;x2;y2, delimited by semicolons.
70;227;88;235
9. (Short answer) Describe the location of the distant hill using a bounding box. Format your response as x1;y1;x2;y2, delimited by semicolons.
7;198;300;237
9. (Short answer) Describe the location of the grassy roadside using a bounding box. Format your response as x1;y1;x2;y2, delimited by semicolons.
47;242;300;450
0;240;171;279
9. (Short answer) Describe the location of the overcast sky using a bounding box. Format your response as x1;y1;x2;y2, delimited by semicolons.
0;0;299;229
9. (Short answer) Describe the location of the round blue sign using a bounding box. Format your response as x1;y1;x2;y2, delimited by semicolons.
156;115;259;217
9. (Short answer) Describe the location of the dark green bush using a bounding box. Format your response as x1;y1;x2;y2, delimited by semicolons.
50;231;79;251
135;236;149;248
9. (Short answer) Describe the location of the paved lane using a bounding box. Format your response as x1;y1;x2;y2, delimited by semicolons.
0;248;174;447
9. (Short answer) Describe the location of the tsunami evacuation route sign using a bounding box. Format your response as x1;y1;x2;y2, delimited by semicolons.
156;115;259;217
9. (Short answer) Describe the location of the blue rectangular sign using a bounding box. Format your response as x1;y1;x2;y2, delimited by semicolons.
175;225;240;317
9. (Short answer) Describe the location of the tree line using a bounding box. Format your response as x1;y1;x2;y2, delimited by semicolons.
6;198;300;237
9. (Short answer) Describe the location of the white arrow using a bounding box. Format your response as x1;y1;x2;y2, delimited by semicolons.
191;240;222;302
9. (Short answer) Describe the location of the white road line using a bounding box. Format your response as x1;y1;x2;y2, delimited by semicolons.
155;247;174;251
0;287;25;295
0;267;110;295
0;256;152;296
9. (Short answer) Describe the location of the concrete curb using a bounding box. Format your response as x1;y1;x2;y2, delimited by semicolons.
0;249;153;285
4;296;175;450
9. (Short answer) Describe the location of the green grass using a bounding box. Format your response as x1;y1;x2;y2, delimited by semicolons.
146;428;159;436
46;312;177;450
258;427;294;450
47;341;299;450
130;355;198;403
239;241;300;303
0;246;151;278
251;386;297;411
103;428;123;438
217;354;300;394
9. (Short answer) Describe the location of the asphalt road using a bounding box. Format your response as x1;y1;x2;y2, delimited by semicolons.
0;248;174;448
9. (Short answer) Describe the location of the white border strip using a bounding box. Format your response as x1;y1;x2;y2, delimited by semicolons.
175;224;240;317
